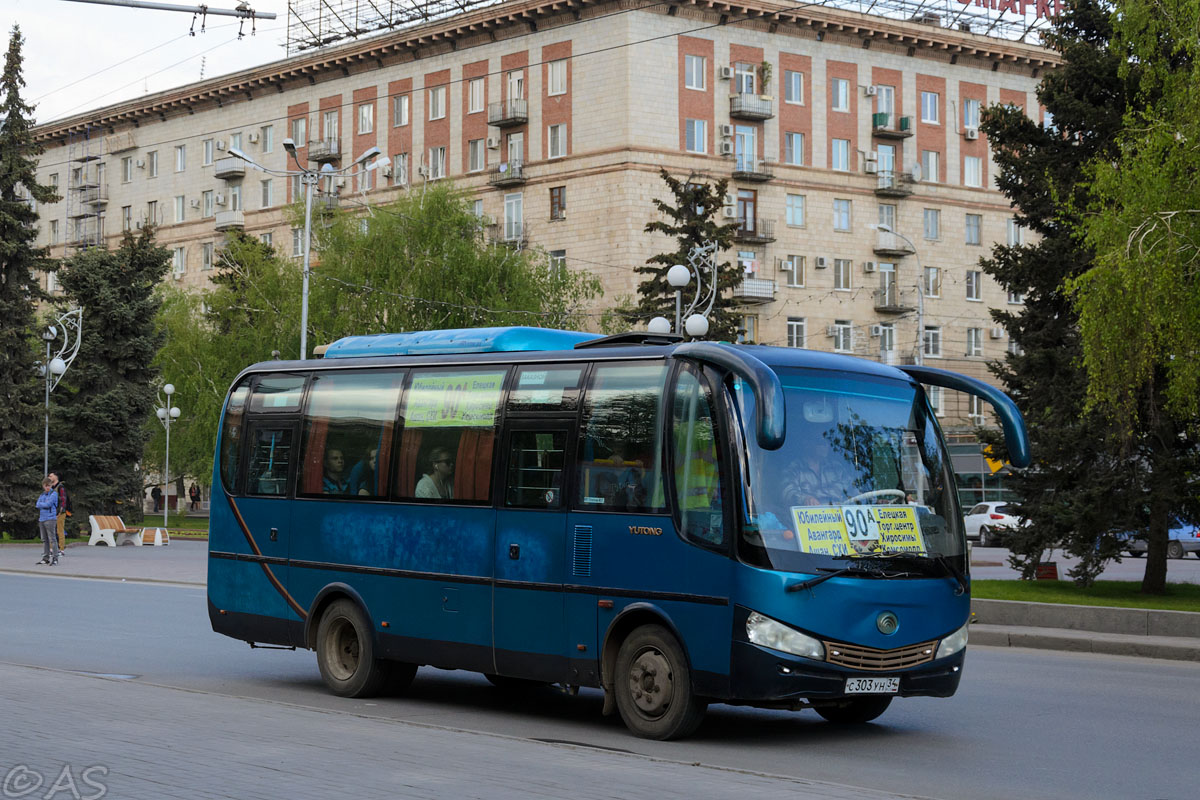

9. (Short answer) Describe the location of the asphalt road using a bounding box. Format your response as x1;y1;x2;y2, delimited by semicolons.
970;544;1200;583
3;572;1194;800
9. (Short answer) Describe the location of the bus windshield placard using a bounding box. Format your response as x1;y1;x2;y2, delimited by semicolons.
790;505;927;556
404;371;506;428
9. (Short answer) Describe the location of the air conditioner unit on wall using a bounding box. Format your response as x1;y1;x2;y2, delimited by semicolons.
189;198;200;208
135;159;145;169
719;66;734;80
863;261;876;273
216;140;226;151
870;324;882;337
865;85;877;96
214;193;226;205
248;132;260;143
719;124;734;139
990;326;1005;339
815;256;828;269
380;163;392;177
825;325;838;337
486;136;501;149
719;141;734;156
865;161;878;174
964;127;980;140
722;206;737;219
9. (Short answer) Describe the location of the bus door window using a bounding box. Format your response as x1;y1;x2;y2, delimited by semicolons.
506;365;584;415
245;426;296;497
671;365;725;547
219;378;251;494
298;370;404;498
575;363;668;513
506;430;569;509
395;368;508;503
249;374;306;413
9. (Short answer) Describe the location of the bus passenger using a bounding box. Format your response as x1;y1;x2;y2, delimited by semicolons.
416;447;455;500
350;447;379;496
782;437;851;507
322;448;353;494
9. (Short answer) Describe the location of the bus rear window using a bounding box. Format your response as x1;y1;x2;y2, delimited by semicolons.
250;374;306;412
395;368;508;503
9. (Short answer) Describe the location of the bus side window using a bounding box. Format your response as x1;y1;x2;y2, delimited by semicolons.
219;379;251;494
576;363;668;513
394;367;508;503
506;430;567;509
297;370;404;498
672;365;725;547
246;427;295;497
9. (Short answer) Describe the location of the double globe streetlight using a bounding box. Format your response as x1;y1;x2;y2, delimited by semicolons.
648;242;718;338
156;384;180;528
38;307;83;476
228;140;384;360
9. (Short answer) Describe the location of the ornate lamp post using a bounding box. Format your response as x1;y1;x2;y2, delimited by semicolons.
39;307;83;475
156;384;181;528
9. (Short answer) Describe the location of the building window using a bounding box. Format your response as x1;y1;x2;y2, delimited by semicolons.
833;198;851;231
393;153;409;186
548;124;567;158
468;79;484;113
120;205;132;231
1007;218;1025;245
832;138;850;171
1008;338;1024;356
429;146;446;179
291;117;307;145
471;199;484;218
965;214;982;245
359;166;374;193
393;95;409;127
548;59;567;95
146;200;157;225
924;266;941;297
967;328;983;357
260;125;273;153
834;258;852;291
550;186;566;220
292;227;304;258
202;190;214;218
323;110;338;140
291;174;302;199
963;98;981;130
468;139;486;172
203;139;214;166
1043;109;1056;131
878;203;896;231
504;192;523;241
549;249;567;271
964;156;983;188
685;119;706;154
928;385;943;416
784;255;804;287
1008;289;1025;304
507;69;525;100
49;173;59;189
734;62;756;95
784;132;803;166
879;323;895;354
966;270;982;301
175;145;186;172
968;394;985;421
229;133;242;152
923;326;942;358
201;241;214;271
428;86;446;120
832;78;849;111
49;219;59;245
921;91;939;124
172;246;185;276
174;195;185;223
684;54;705;90
147;151;158;178
785;194;806;227
923;208;940;240
784;70;803;104
358;103;374;134
259;232;273;247
922;150;939;183
787;317;806;348
261;179;273;208
737;315;758;344
833;320;853;352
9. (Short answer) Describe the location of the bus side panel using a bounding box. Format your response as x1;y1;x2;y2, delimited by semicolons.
288;500;496;672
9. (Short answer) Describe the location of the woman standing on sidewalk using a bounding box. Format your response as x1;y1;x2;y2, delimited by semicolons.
36;476;59;566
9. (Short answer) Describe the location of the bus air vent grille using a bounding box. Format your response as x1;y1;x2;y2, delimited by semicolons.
572;525;593;577
822;640;937;671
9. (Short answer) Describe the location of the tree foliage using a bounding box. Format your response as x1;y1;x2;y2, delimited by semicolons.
0;26;57;537
52;227;170;526
638;170;740;341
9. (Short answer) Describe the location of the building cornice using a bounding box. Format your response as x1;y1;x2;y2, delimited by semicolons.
33;0;1057;144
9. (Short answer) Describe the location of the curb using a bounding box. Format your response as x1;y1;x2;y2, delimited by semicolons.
971;624;1200;662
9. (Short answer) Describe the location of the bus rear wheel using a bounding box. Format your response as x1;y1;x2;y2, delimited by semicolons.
813;696;893;724
613;625;707;740
316;599;387;698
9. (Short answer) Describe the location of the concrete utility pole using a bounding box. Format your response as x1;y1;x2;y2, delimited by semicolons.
59;1;276;20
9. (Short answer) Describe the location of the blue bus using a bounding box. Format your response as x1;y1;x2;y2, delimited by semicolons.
208;327;1030;739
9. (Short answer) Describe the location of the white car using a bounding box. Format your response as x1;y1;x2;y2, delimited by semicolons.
963;501;1024;547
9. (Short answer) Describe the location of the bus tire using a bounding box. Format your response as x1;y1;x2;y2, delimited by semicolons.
613;625;706;740
813;696;893;724
315;599;387;698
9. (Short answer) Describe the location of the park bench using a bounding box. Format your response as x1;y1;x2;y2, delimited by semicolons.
87;515;170;547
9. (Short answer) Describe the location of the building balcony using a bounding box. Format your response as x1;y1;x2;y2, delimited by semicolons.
732;217;776;244
871;113;914;139
874;170;914;198
213;157;246;179
69;231;103;248
75;185;108;206
488;98;528;127
315;191;340;213
732;278;776;304
488;222;529;249
214;209;245;231
873;231;916;257
488;160;527;187
308;138;341;163
732;156;776;182
873;280;916;313
729;93;774;121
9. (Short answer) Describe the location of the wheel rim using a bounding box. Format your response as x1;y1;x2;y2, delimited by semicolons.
324;617;360;682
1168;543;1183;559
626;646;674;719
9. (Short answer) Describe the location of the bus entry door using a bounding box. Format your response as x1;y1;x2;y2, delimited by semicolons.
493;426;572;681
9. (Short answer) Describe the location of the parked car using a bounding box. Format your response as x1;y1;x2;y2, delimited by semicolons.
963;501;1025;547
1117;517;1200;559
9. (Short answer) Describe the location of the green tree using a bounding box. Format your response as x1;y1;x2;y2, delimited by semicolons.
52;227;170;526
0;26;58;538
638;170;739;341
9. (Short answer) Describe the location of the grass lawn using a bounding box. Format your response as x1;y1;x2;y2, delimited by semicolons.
973;579;1200;613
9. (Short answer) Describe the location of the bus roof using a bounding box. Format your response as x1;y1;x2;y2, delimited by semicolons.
323;327;602;358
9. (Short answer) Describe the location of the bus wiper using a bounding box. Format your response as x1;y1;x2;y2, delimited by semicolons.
868;552;968;596
785;560;883;593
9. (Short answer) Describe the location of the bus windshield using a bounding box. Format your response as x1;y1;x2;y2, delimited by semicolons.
733;368;963;573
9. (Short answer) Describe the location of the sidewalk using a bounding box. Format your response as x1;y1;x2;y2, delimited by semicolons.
2;541;1196;661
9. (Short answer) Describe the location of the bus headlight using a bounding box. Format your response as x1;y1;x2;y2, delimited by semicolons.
746;612;825;660
935;622;970;659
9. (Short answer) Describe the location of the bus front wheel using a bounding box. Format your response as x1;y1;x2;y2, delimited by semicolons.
316;599;387;698
613;625;707;740
813;696;893;724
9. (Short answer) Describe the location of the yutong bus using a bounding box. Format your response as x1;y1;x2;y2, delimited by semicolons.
208;327;1030;739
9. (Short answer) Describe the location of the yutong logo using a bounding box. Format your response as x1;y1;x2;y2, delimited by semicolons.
629;526;663;537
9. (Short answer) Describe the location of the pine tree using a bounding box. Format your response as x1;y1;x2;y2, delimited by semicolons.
0;26;59;538
51;227;170;526
639;170;740;341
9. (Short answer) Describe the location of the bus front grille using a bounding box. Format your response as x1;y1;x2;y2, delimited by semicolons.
823;640;937;671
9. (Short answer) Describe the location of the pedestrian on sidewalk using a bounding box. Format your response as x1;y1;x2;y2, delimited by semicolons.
188;483;201;512
36;476;59;566
49;471;70;558
151;485;162;513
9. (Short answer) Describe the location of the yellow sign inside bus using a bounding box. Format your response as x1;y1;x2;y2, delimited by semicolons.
791;505;927;556
404;371;506;428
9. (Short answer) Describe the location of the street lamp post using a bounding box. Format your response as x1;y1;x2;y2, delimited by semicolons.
228;142;382;360
156;384;180;528
39;308;83;476
873;224;924;366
